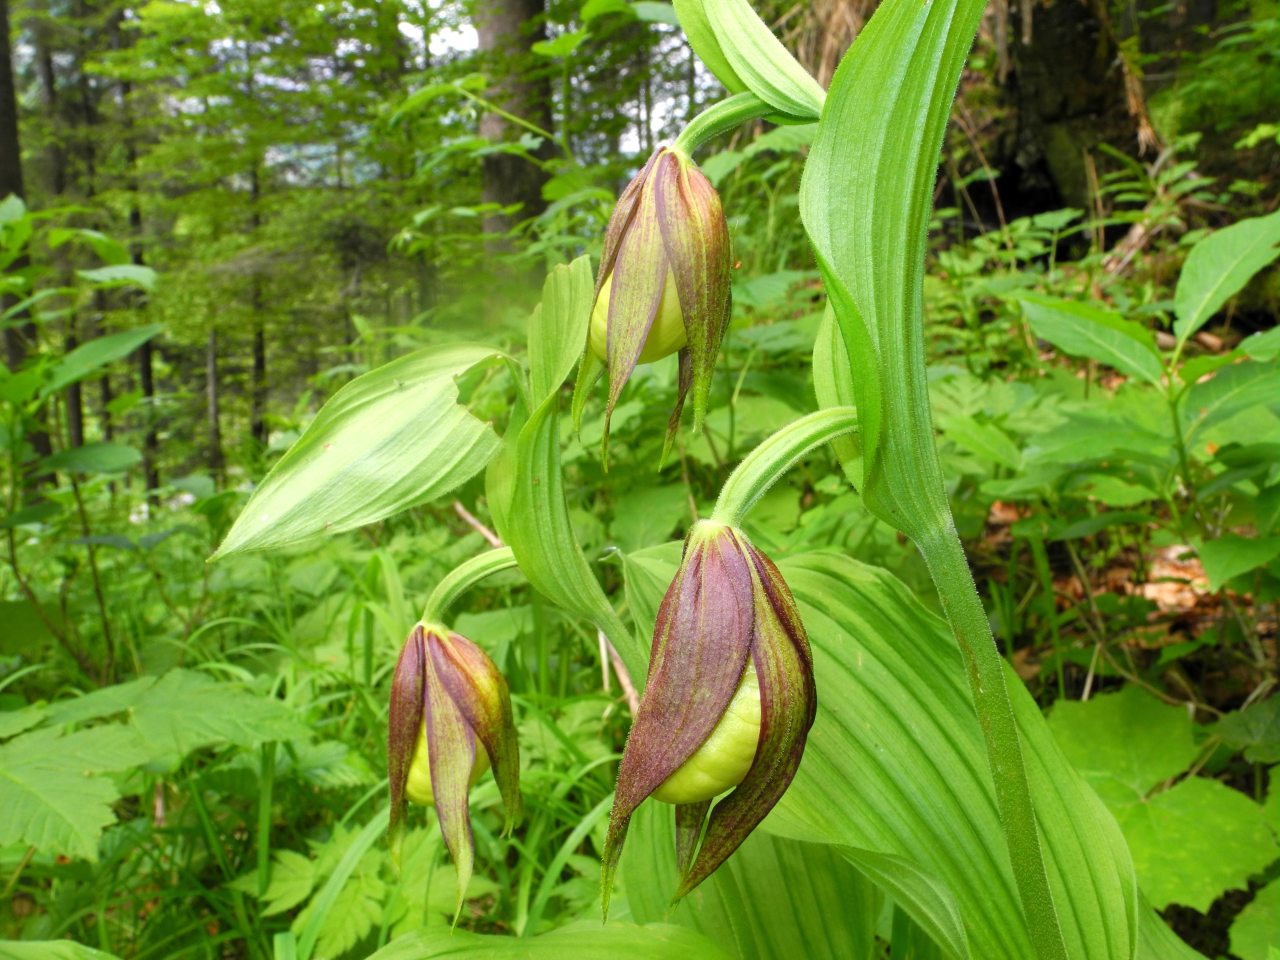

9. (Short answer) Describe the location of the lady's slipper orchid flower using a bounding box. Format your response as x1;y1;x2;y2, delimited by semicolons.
388;623;522;915
578;146;732;455
601;521;815;909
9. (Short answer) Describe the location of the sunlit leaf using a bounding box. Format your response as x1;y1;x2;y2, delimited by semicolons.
214;344;505;558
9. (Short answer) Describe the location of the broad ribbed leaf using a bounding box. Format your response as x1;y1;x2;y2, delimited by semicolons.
1017;294;1164;387
1174;209;1280;346
620;548;1201;959
214;344;504;557
366;921;734;959
671;0;748;95
625;801;881;960
799;0;1070;950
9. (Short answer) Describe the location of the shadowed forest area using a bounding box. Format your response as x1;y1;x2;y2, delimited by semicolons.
1;0;1278;957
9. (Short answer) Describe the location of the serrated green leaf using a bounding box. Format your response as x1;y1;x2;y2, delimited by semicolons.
40;324;164;398
1174;209;1280;346
214;344;505;558
42;677;156;726
1215;697;1280;763
127;669;309;755
1018;294;1164;386
1115;778;1279;911
0;725;153;861
1231;879;1280;960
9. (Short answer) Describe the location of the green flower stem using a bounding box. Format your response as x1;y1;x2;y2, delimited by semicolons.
712;407;858;527
672;92;777;159
914;520;1068;960
422;546;519;624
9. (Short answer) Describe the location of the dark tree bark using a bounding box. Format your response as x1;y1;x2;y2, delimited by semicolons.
1;0;54;466
248;162;268;448
474;0;554;241
1004;0;1140;212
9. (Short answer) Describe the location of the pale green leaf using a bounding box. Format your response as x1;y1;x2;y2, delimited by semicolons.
0;726;152;861
1197;534;1280;591
1018;295;1164;386
696;0;823;119
1231;879;1280;960
529;256;593;403
672;0;748;95
0;707;45;740
257;849;317;916
1049;685;1279;911
76;264;157;292
214;344;505;558
42;677;156;726
40;324;164;398
367;921;734;959
1174;209;1280;345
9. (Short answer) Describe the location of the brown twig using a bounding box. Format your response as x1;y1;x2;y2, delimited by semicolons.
453;500;503;547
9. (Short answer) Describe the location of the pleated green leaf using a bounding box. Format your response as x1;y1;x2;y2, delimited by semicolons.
366;921;734;959
799;0;1070;949
621;547;1202;959
624;801;881;960
697;0;825;120
214;344;505;558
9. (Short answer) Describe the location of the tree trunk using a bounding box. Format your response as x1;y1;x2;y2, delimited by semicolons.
1003;0;1139;212
0;0;54;467
206;326;224;481
474;0;553;241
249;163;268;448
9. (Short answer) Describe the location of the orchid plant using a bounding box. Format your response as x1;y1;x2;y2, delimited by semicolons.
212;0;1200;956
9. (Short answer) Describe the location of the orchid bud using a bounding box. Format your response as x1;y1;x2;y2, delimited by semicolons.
601;521;816;911
579;146;732;455
388;624;522;917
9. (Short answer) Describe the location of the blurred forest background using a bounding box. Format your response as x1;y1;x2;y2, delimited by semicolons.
1;0;1278;957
